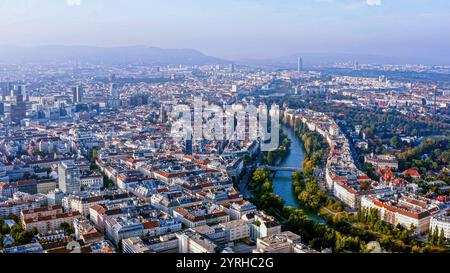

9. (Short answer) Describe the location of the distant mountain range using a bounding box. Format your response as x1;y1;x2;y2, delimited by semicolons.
0;45;446;66
0;45;231;65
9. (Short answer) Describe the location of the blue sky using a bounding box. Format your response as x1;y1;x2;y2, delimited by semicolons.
0;0;449;60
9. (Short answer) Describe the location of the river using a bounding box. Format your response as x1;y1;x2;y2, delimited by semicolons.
272;123;326;224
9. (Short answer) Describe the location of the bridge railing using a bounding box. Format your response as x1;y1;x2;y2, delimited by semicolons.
260;165;302;172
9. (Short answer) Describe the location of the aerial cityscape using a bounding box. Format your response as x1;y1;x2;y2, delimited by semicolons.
1;0;450;261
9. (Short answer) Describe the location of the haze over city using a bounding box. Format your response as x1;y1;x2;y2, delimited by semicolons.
1;0;450;63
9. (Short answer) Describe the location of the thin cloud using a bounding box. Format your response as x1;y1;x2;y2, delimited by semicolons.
366;0;382;6
66;0;82;7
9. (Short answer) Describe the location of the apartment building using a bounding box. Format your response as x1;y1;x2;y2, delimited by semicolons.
20;205;81;234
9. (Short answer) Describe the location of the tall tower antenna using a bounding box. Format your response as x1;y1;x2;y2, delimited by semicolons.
434;86;437;116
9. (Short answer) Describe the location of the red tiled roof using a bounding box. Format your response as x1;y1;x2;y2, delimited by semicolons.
403;169;420;177
142;221;159;229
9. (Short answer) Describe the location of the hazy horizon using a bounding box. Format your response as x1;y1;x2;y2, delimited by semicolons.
1;0;450;61
0;44;418;61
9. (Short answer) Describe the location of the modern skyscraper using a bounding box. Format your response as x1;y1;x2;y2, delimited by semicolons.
72;86;84;104
0;87;5;101
0;82;13;100
9;85;27;124
18;85;28;101
58;161;81;193
185;139;193;155
109;83;119;98
160;104;170;123
297;57;303;73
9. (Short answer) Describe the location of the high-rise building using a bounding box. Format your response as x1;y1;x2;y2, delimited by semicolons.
297;57;303;73
58;161;81;194
160;104;168;123
230;64;235;73
0;82;13;100
11;85;25;97
9;86;27;124
109;83;119;98
72;86;84;104
0;88;5;101
185;139;193;155
19;85;27;101
130;94;149;106
109;74;116;82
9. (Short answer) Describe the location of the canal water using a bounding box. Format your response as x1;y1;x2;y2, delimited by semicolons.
273;124;326;224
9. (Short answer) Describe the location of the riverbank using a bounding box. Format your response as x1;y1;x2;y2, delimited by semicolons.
246;122;331;224
246;123;372;252
271;123;327;224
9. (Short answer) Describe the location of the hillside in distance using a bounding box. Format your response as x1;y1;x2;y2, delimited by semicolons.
0;45;231;65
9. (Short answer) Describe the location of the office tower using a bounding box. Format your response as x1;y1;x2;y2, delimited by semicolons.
0;86;5;101
71;87;77;103
160;104;168;123
130;94;149;106
298;57;303;73
185;139;193;155
8;82;14;93
0;83;5;97
58;161;81;194
109;83;119;98
15;85;26;97
230;63;235;73
0;162;8;183
9;86;27;124
0;102;4;115
326;87;332;103
72;86;84;104
0;82;13;100
354;61;359;70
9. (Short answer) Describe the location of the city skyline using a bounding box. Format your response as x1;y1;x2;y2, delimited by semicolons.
0;0;450;62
